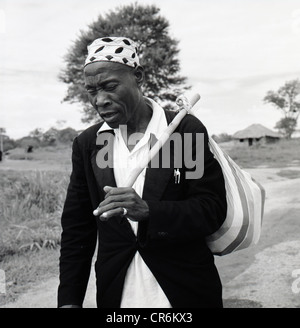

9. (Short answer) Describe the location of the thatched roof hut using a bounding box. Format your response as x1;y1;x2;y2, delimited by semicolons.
233;124;281;146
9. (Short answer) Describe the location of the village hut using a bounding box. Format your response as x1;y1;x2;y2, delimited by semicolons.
233;123;281;146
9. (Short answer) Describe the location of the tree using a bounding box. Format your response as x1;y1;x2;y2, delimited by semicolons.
16;136;40;149
2;135;16;152
42;128;58;146
29;128;44;142
57;127;78;143
274;117;297;139
263;79;300;138
59;3;190;123
211;133;233;143
0;127;6;152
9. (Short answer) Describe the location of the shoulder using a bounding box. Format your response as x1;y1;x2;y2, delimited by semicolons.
164;109;208;135
179;113;208;134
75;122;104;149
77;122;103;139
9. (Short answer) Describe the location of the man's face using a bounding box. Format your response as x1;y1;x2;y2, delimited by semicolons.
84;61;143;129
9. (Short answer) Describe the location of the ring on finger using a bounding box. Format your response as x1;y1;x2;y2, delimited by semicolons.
122;207;128;217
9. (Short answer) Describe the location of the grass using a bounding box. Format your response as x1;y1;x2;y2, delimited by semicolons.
0;249;60;305
6;144;72;170
0;170;69;305
276;169;300;179
0;137;299;306
223;138;300;168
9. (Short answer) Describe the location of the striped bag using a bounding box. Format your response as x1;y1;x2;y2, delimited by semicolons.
205;137;266;256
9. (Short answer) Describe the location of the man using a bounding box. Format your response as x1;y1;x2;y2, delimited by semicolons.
58;37;227;308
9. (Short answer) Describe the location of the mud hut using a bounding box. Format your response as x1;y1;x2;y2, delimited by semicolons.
233;124;281;146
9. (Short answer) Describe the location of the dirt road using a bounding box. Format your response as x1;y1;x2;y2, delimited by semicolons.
1;167;300;308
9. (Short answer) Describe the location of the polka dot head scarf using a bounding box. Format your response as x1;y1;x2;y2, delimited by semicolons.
84;37;140;68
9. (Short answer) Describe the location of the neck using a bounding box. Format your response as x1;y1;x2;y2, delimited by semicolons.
126;97;152;137
119;96;152;151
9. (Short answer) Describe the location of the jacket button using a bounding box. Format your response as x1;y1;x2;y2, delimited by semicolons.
158;231;168;237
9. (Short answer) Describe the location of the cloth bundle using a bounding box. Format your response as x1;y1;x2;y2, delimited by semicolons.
205;137;265;255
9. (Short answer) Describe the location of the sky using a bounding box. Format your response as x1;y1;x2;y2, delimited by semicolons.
1;0;300;139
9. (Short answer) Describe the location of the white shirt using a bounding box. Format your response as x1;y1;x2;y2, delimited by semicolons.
97;97;172;308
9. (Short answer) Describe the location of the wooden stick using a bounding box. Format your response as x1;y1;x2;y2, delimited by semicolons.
93;92;200;217
124;93;201;187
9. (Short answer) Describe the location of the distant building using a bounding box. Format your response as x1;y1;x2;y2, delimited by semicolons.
233;123;281;146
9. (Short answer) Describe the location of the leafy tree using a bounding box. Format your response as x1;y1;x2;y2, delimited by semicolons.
0;132;16;152
211;133;233;143
16;136;40;149
42;128;58;146
59;3;190;123
3;136;16;152
274;117;297;139
264;79;300;138
57;127;78;143
29;128;44;141
0;127;6;152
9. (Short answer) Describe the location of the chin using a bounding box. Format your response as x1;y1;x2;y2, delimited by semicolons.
105;121;121;129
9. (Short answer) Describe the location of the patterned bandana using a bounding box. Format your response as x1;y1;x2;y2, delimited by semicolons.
84;37;140;68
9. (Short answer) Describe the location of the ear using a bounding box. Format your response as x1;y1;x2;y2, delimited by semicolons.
134;66;144;88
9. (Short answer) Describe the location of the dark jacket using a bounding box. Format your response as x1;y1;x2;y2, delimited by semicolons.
58;110;227;308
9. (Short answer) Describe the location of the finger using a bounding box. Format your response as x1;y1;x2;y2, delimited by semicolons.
97;201;130;217
99;207;124;221
93;208;101;216
103;186;114;194
100;194;131;208
93;186;115;215
104;186;134;199
93;186;130;216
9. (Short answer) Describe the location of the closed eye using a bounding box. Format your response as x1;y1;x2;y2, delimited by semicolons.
86;87;97;95
85;83;118;94
104;83;118;91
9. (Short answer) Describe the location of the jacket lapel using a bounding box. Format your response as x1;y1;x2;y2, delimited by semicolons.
142;133;174;201
90;130;134;232
142;110;177;201
90;130;117;196
142;166;173;201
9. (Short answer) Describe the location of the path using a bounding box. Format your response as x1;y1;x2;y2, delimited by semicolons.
1;167;300;308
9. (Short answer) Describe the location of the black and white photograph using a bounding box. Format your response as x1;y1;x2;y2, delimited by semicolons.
0;0;300;312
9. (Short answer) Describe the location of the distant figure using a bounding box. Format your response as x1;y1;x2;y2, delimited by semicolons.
27;145;33;153
0;150;2;162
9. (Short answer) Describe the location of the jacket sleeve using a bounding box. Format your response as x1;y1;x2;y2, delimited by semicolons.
145;116;227;242
58;137;97;308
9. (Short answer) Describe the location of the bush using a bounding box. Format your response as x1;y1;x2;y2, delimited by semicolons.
3;136;17;152
57;127;78;144
225;138;300;168
211;133;233;143
0;170;69;259
15;136;41;149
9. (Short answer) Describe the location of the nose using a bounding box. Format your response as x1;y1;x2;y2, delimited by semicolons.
96;92;112;109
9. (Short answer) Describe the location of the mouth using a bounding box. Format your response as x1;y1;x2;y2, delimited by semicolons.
100;111;120;123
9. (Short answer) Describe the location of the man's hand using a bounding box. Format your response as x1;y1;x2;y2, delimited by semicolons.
93;186;149;222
